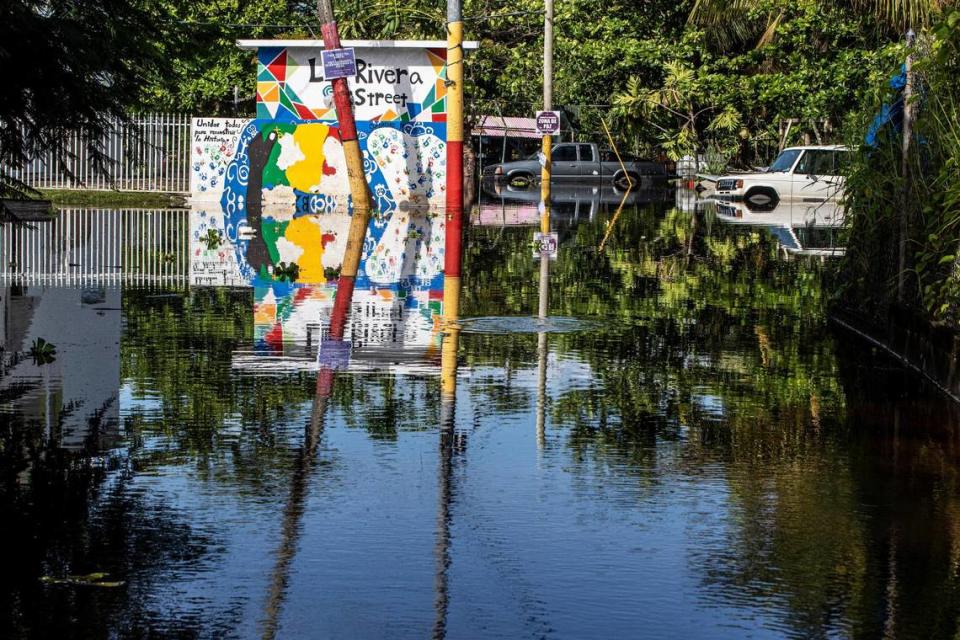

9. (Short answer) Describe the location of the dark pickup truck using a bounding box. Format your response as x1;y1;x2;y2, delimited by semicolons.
482;142;668;188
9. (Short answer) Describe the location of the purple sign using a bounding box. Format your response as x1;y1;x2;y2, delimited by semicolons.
536;110;561;135
321;47;358;80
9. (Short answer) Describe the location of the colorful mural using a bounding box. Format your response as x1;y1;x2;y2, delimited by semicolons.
190;118;248;196
189;206;248;287
253;45;451;124
189;41;467;289
189;204;444;287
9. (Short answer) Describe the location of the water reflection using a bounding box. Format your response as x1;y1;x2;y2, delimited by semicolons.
2;199;960;638
476;179;673;226
0;284;120;450
712;199;846;257
237;281;442;374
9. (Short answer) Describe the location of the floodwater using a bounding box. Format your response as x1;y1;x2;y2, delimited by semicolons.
2;188;960;639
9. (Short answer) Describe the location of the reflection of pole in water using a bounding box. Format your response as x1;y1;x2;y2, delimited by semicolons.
437;0;466;626
261;215;358;640
435;308;461;638
261;370;330;640
435;329;457;639
536;330;547;449
536;208;550;448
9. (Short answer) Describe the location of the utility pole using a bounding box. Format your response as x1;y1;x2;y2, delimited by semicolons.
439;0;465;614
317;0;372;319
539;0;553;240
537;0;553;321
898;28;915;304
534;0;554;452
443;0;465;326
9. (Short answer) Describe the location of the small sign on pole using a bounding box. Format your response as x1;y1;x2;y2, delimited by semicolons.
535;111;561;136
533;231;559;259
321;48;358;79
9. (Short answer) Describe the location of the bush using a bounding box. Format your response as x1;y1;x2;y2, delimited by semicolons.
839;10;960;325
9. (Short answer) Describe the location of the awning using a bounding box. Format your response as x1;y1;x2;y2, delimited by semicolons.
473;116;541;139
238;39;479;50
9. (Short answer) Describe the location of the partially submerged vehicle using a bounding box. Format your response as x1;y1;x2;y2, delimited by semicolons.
482;143;669;189
704;145;849;211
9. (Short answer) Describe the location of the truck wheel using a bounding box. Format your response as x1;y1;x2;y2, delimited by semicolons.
744;186;779;211
613;171;640;190
508;172;535;187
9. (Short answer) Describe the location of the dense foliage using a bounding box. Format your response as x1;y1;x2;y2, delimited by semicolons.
4;0;959;329
0;0;177;198
613;1;902;163
839;7;960;325
0;1;938;173
135;1;904;166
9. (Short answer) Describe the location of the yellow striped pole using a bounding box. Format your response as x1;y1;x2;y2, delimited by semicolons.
439;11;464;628
539;136;551;235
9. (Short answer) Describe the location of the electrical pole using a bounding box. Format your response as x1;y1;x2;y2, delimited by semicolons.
539;0;553;240
537;0;553;321
534;0;554;452
317;0;372;321
438;2;465;624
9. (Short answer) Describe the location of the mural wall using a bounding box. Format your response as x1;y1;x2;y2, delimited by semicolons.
191;118;248;197
189;201;445;363
189;42;454;292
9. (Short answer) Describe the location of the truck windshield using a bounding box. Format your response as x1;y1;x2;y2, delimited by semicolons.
768;149;802;173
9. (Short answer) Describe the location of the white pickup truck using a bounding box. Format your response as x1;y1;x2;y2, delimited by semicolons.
707;145;849;211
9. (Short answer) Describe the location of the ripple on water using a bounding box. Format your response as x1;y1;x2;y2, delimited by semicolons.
458;315;597;335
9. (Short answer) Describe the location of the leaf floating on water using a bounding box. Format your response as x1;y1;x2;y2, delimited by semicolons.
40;572;126;587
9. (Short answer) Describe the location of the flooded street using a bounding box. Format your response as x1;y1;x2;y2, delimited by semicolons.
3;192;960;639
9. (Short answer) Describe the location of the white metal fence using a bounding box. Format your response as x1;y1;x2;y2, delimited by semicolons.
4;114;192;193
0;208;189;286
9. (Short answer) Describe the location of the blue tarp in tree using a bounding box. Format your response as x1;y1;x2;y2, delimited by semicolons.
865;65;908;147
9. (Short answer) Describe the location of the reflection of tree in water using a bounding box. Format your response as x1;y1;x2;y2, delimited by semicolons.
0;410;229;637
688;354;960;639
459;201;960;636
44;199;960;638
121;288;440;462
462;202;844;446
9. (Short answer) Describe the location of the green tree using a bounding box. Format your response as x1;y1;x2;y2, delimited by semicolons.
0;0;173;197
